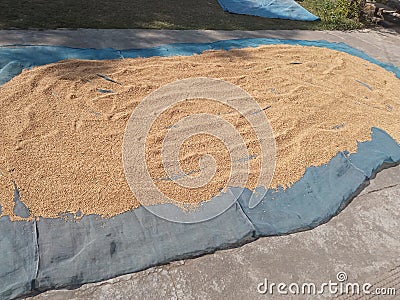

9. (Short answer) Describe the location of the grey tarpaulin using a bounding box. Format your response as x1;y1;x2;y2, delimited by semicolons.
34;203;255;291
347;128;400;178
0;218;38;299
1;127;399;299
13;184;30;219
236;127;400;236
234;152;368;236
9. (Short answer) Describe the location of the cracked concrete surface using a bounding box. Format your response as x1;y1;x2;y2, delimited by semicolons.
361;164;400;196
5;28;397;299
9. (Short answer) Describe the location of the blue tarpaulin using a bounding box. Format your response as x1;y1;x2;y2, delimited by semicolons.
1;39;400;299
2;38;400;86
217;0;319;21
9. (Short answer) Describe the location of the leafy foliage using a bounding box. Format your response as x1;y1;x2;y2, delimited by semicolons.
302;0;367;30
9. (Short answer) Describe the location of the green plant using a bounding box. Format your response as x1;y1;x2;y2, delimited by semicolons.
301;0;367;30
335;0;366;19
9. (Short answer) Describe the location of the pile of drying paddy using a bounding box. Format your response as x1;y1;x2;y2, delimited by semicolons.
0;45;399;219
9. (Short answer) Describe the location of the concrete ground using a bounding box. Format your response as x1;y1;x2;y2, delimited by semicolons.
1;28;400;66
1;29;397;299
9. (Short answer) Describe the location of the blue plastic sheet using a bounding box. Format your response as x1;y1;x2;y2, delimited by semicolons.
0;46;121;85
217;0;319;21
1;38;400;86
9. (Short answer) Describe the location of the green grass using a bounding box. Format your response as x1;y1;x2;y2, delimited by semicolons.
0;0;368;30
